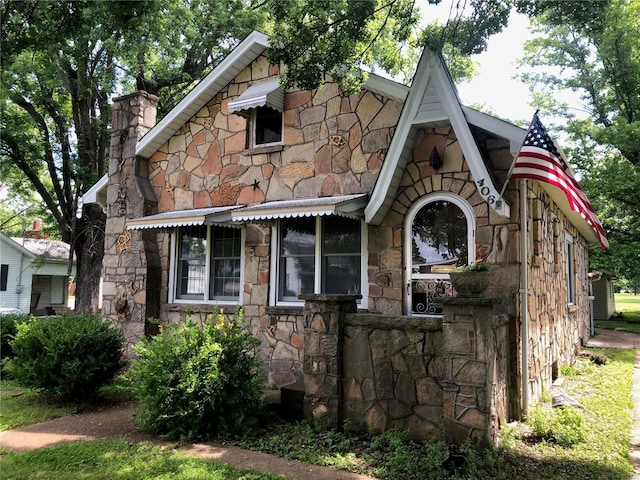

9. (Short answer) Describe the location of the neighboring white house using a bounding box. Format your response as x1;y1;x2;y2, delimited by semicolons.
0;223;75;315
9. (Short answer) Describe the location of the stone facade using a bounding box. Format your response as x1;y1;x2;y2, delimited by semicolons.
100;40;595;438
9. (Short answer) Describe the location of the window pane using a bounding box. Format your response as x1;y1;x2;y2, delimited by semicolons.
412;201;468;274
323;216;360;253
177;226;207;299
324;256;361;294
255;107;282;145
323;217;361;294
210;227;241;299
279;218;316;300
281;217;315;254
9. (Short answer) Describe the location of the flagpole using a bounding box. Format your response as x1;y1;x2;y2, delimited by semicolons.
498;110;540;201
520;178;530;416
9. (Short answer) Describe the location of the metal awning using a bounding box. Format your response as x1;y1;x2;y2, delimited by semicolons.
126;206;239;230
126;195;368;230
230;195;368;222
228;79;284;115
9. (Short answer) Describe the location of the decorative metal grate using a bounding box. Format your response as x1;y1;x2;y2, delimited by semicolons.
411;278;453;315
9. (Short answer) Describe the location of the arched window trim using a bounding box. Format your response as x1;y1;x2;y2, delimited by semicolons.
404;193;476;316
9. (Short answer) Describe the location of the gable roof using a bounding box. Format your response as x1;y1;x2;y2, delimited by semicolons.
0;232;73;264
136;31;409;159
365;50;514;224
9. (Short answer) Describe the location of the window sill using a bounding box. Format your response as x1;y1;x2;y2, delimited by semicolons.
243;144;283;156
568;304;579;313
265;305;304;316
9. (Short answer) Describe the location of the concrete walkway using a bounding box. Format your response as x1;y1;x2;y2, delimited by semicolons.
586;329;640;479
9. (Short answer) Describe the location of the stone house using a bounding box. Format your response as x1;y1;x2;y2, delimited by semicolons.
88;31;606;446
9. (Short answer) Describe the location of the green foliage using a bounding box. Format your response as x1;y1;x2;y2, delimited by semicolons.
0;313;29;362
130;309;265;440
5;313;125;401
266;0;512;91
0;439;284;480
528;406;586;447
516;0;640;282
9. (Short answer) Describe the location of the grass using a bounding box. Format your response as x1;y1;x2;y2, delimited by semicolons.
1;328;637;479
0;375;135;431
596;293;640;334
0;439;284;480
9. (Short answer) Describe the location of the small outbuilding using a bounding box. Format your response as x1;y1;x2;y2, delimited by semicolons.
591;270;617;321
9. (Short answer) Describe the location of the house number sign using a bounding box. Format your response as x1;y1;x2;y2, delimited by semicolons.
475;177;503;211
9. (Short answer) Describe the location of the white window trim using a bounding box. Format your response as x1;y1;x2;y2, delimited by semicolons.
269;217;368;308
249;108;284;149
565;231;575;306
168;226;245;306
404;193;476;316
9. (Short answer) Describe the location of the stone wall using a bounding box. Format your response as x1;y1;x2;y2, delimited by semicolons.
138;52;402;385
102;92;161;356
523;182;590;401
302;294;511;449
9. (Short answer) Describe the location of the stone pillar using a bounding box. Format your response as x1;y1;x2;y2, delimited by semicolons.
102;91;160;357
301;294;360;430
441;296;499;450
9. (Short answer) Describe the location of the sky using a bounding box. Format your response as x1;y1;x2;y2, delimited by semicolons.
455;11;536;124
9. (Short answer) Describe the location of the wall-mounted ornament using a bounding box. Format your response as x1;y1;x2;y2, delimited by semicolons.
116;229;132;254
330;135;347;147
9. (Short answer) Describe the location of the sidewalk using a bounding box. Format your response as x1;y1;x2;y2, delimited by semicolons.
586;329;640;479
0;400;375;480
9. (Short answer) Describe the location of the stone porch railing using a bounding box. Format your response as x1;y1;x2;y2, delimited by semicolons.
301;293;511;450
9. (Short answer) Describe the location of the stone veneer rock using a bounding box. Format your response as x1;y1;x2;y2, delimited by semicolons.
102;49;592;420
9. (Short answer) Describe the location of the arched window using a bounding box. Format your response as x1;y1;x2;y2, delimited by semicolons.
405;194;475;315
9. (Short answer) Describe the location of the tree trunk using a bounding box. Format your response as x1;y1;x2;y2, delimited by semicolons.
74;204;105;313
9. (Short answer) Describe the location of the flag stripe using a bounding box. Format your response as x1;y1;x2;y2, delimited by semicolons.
510;114;608;249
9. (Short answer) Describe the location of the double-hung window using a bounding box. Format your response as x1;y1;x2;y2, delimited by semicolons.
276;216;363;303
173;225;242;303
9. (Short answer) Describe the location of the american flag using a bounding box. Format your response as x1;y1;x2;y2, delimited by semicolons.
511;113;608;250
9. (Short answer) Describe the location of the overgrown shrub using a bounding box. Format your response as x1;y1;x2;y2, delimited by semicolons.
5;313;125;400
528;405;586;446
1;313;30;362
129;309;265;440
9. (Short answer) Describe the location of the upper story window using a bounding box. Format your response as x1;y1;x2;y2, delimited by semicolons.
172;225;242;303
274;216;364;304
227;79;285;149
250;107;282;147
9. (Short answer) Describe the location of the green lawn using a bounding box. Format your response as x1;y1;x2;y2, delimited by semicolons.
3;347;633;480
596;293;640;334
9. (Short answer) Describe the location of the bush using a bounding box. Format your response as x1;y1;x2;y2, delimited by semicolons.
5;313;125;400
1;313;30;362
528;405;586;446
129;309;265;440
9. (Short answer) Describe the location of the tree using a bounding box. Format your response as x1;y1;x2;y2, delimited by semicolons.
1;0;265;311
515;0;640;285
1;0;514;312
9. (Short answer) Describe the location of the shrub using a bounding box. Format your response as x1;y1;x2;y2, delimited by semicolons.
129;309;265;440
528;405;586;446
1;313;30;362
5;313;125;400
